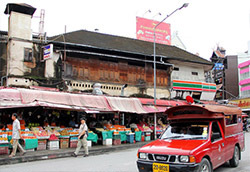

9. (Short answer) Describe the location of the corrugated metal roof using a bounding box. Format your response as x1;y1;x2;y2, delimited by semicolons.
49;30;213;66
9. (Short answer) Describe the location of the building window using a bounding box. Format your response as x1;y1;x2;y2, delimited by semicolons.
79;69;84;77
84;68;89;78
66;64;72;77
73;67;78;76
192;72;198;76
24;48;33;62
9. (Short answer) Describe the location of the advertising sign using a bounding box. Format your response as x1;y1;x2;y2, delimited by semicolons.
230;98;250;110
213;63;224;70
136;17;171;45
43;44;53;60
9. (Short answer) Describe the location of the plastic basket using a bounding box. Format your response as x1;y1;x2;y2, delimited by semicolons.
126;134;134;144
112;139;121;145
113;134;121;140
70;141;78;148
145;136;151;141
0;146;9;155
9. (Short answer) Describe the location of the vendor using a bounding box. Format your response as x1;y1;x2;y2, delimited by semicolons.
69;117;76;128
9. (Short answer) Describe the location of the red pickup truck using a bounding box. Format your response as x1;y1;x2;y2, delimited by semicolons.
137;104;245;172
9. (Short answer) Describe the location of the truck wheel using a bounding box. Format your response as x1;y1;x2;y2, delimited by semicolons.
199;158;212;172
229;146;240;167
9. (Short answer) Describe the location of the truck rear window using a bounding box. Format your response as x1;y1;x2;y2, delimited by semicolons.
161;122;209;140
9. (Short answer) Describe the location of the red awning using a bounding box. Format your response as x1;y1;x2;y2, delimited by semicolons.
138;98;188;107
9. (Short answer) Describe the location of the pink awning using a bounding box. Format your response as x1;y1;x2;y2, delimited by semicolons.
19;88;112;112
106;97;147;114
0;87;112;112
142;105;168;113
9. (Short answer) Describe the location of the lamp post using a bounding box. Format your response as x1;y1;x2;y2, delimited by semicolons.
153;3;189;139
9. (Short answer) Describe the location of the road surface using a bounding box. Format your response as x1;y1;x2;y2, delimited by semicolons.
1;132;250;172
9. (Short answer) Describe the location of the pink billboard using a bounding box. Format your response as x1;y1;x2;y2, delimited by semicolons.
136;17;171;45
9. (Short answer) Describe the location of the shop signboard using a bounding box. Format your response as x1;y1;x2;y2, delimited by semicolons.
43;44;53;60
172;80;216;92
136;17;171;45
172;80;216;101
230;98;250;110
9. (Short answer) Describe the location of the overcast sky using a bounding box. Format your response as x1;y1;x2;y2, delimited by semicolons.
1;0;250;60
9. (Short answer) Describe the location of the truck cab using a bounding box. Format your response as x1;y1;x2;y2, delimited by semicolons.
137;104;245;172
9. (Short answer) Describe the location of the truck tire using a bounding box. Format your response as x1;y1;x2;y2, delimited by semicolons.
199;158;212;172
229;146;240;167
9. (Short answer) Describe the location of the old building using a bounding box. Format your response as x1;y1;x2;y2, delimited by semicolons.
1;3;214;100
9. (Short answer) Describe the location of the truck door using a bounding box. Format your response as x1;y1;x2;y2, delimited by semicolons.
210;121;225;169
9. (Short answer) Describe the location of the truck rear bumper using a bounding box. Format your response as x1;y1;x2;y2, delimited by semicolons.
137;160;200;172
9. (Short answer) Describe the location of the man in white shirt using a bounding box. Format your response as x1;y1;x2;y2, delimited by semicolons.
72;117;89;157
9;113;26;158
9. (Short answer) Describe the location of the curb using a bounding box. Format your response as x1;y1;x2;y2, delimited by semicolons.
0;141;150;166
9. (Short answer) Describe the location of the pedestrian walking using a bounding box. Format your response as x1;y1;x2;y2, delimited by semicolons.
9;113;26;158
72;117;89;157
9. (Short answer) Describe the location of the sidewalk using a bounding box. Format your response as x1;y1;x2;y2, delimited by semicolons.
0;141;150;166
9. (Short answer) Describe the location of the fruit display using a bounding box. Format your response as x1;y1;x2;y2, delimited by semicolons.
28;123;40;128
21;131;37;139
69;131;78;136
45;127;60;137
22;136;37;139
49;134;59;141
0;132;8;144
60;129;69;136
31;127;49;139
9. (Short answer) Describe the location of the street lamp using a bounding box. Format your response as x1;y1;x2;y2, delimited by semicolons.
153;3;189;139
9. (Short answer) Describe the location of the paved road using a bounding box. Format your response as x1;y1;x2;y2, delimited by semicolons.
1;132;250;172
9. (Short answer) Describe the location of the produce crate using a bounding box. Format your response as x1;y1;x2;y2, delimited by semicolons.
113;134;121;140
145;136;151;141
113;139;121;145
60;138;69;149
87;141;92;147
0;146;9;155
70;140;78;148
36;139;47;151
102;138;112;146
47;140;59;150
126;134;135;144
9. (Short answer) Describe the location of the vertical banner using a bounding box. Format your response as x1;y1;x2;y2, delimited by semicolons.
136;17;171;45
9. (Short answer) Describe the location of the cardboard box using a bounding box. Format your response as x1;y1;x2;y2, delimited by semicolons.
87;141;92;147
102;138;112;146
47;140;59;150
60;138;69;149
37;139;47;151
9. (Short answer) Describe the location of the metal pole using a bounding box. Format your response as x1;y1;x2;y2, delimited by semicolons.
153;3;188;140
